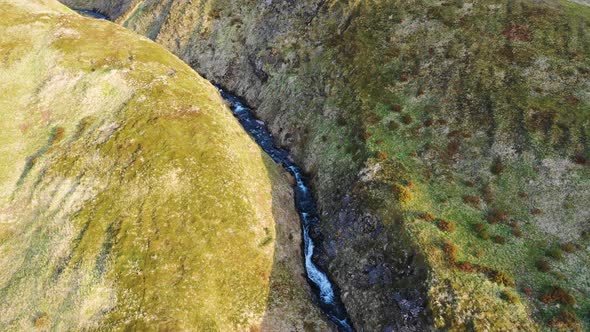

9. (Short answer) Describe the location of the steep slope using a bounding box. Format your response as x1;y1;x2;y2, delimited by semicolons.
60;0;590;330
0;0;330;330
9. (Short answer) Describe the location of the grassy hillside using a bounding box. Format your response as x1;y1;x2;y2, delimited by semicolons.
0;1;329;330
58;0;590;330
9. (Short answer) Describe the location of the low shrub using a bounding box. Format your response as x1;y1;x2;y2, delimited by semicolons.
482;184;494;203
531;208;542;215
501;289;520;304
462;195;481;207
549;309;581;331
437;219;456;233
418;212;435;222
573;154;587;165
388;120;399;131
401;114;413;124
392;184;413;203
51;126;65;144
522;287;533;297
446;141;460;157
488;270;515;287
491;158;505;175
539;286;576;305
455;261;476;272
536;259;551;272
442;240;458;263
473;222;490;240
493;235;506;244
546;247;564;261
560;242;578;253
512;226;523;238
486;209;508;224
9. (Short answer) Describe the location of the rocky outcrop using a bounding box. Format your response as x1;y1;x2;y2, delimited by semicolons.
0;1;329;330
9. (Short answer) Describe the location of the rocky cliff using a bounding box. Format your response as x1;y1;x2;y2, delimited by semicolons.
58;0;590;330
0;1;330;330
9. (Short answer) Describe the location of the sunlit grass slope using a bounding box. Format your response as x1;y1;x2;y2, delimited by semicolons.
0;1;327;330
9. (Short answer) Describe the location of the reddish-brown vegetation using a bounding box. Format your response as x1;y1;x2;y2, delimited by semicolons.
437;219;456;233
401;114;413;125
462;195;481;207
486;209;508;224
536;259;551;272
539;286;576;305
442;240;458;263
501;24;532;42
549;309;581;331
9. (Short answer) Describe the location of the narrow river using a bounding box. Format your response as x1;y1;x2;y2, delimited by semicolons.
218;89;354;332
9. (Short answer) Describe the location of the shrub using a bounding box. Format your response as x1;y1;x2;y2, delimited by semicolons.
522;287;533;297
462;195;481;207
401;114;413;124
549;309;581;331
474;222;486;232
393;184;413;203
377;150;388;161
486;209;508;224
546;248;564;261
493;235;506;244
561;242;578;253
540;286;576;305
366;113;381;125
392;104;402;112
418;212;435;222
482;184;494;203
51;126;65;144
491;158;505;175
573;154;587;165
455;261;476;272
33;313;49;328
446;141;460;157
531;208;542;215
437;219;456;233
512;226;523;238
442;240;458;263
474;222;490;240
502;289;520;304
388;120;399;131
536;259;551;272
488;270;515;287
423;118;433;127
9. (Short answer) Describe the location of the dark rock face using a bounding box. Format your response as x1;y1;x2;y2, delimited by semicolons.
316;194;431;331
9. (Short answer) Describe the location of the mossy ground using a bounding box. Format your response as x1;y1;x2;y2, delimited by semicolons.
0;1;328;330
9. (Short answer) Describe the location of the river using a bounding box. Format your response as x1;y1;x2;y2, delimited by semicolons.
218;89;354;332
